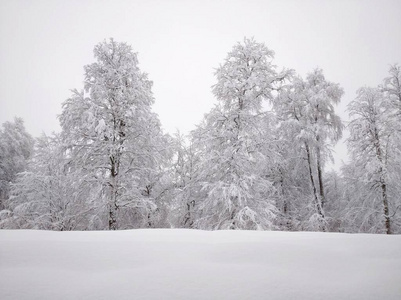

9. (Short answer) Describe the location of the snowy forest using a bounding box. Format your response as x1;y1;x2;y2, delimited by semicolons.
1;38;400;234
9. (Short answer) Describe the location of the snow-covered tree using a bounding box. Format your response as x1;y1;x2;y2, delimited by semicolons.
382;64;401;117
2;134;94;230
168;132;203;228
346;87;400;234
0;118;34;210
268;121;314;231
322;170;347;232
275;69;344;230
59;39;171;230
190;38;284;230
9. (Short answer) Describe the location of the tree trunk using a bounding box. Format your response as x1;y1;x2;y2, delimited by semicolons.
373;127;391;234
108;200;118;230
305;143;325;221
278;167;291;230
109;157;118;230
183;200;195;228
316;142;325;208
381;181;391;234
109;190;118;230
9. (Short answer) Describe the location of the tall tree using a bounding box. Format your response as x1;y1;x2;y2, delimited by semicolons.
347;87;401;234
381;64;401;232
275;69;344;230
59;39;169;230
190;38;283;230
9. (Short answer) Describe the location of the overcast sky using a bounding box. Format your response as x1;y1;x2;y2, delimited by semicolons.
1;0;400;170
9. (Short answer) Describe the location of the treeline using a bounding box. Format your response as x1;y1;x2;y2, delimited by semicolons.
0;38;400;233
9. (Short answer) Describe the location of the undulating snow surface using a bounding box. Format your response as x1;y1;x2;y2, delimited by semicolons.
1;229;400;300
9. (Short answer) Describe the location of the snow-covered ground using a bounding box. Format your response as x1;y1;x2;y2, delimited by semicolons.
0;229;400;300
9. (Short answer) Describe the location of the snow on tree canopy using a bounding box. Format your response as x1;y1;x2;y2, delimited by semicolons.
190;38;284;230
59;39;171;230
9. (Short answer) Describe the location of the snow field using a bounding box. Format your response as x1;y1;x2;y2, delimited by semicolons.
1;229;400;300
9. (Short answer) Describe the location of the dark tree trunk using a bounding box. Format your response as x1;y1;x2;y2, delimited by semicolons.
183;200;195;228
305;143;325;222
381;182;391;234
316;143;325;209
109;156;118;230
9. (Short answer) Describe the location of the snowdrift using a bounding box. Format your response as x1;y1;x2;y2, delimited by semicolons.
1;229;400;300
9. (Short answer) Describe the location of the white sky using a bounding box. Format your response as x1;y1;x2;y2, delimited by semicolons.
1;0;400;171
